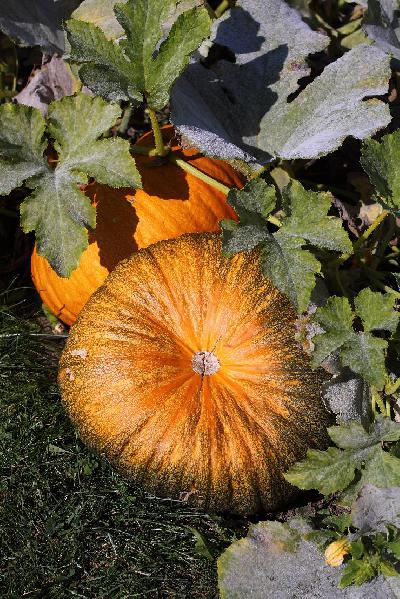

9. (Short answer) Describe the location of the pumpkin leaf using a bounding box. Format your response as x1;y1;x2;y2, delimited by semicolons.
0;94;140;278
354;288;399;334
0;103;48;196
218;518;397;598
285;416;400;505
223;179;351;313
362;0;400;62
171;0;391;168
361;130;400;213
0;0;81;54
66;0;211;109
312;290;398;389
351;484;400;535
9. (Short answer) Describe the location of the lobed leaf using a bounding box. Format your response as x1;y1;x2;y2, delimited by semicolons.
354;288;399;334
223;179;351;313
66;0;211;109
3;94;140;278
285;417;400;504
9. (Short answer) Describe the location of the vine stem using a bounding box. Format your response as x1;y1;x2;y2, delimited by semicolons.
130;134;283;227
118;106;133;135
148;108;168;157
214;0;230;18
329;209;389;268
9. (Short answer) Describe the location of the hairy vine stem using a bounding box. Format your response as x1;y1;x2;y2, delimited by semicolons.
148;109;168;157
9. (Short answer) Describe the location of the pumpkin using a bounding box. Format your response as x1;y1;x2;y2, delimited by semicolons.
31;125;243;326
59;233;330;514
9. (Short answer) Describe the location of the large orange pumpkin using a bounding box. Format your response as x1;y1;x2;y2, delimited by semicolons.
59;233;330;514
31;125;243;325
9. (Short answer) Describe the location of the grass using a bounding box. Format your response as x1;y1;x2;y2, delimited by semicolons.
0;304;247;598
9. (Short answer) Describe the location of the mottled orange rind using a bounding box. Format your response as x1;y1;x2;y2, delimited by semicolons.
59;233;330;514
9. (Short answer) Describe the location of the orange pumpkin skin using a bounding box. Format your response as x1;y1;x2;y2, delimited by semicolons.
59;233;330;515
31;125;244;326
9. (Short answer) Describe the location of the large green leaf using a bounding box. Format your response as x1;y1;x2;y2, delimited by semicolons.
361;130;400;213
354;288;399;333
66;0;211;109
171;0;391;169
285;417;400;505
1;94;140;278
222;179;351;313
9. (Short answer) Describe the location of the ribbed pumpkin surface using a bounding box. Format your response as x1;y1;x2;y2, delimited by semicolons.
31;126;243;325
59;233;330;514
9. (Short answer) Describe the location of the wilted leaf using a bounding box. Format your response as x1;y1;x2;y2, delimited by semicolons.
171;0;390;168
0;94;140;277
218;519;397;598
361;129;400;213
285;416;400;505
66;0;211;109
351;484;400;535
15;56;78;116
362;0;400;61
0;0;81;54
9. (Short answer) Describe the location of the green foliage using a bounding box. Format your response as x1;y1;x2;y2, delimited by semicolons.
0;94;140;277
361;130;400;213
312;291;399;389
222;179;351;312
66;0;211;109
285;417;400;505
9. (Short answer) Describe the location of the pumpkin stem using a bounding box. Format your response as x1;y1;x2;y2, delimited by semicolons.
148;109;168;157
169;154;232;195
192;351;220;376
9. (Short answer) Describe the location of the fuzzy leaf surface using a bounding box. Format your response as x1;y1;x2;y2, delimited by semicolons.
361;130;400;212
218;518;396;598
285;417;400;505
171;0;390;168
10;94;140;277
362;0;400;61
66;0;211;108
0;103;47;195
222;180;350;312
0;0;81;53
351;484;400;535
